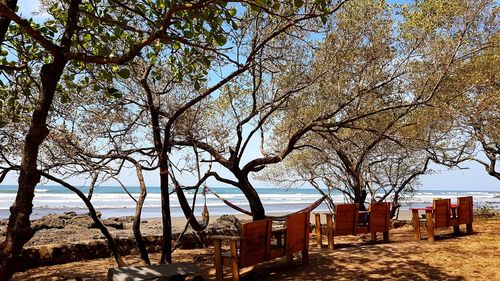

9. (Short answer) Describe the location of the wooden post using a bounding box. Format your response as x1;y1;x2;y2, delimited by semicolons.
426;209;434;242
229;240;239;281
326;214;334;250
383;231;389;243
452;207;460;235
411;209;421;241
466;223;473;234
287;252;294;265
213;240;224;281
371;232;377;242
302;249;309;265
315;213;322;248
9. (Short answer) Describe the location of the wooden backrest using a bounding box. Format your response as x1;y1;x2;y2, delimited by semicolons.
239;219;272;268
285;211;310;255
457;196;473;224
433;199;451;228
369;202;390;233
334;204;359;236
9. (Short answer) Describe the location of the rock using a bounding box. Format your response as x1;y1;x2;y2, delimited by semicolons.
94;218;125;229
208;215;241;237
173;232;208;249
32;214;67;231
391;220;408;228
107;263;202;281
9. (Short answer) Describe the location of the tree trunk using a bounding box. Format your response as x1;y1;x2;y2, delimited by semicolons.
238;174;265;220
133;164;150;265
0;58;66;280
353;188;368;211
159;159;172;264
0;0;17;45
41;172;126;267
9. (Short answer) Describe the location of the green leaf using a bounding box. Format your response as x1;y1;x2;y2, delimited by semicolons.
107;87;119;94
173;42;181;51
117;68;130;79
61;95;69;104
294;0;304;8
321;15;327;25
255;0;266;6
214;35;227;46
229;7;237;17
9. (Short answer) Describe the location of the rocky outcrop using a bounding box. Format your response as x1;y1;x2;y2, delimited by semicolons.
12;214;245;272
207;215;241;237
31;212;129;231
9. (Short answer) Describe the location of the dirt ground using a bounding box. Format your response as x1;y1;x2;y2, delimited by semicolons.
12;219;500;281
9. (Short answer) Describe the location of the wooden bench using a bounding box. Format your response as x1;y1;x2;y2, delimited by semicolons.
314;202;390;250
411;196;474;241
212;212;310;281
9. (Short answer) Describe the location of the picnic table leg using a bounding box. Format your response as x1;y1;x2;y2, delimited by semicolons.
383;230;389;243
425;209;434;242
287;252;294;265
326;214;334;250
302;249;309;265
315;213;322;248
466;223;473;234
229;240;239;281
411;210;421;241
213;240;224;281
451;208;460;235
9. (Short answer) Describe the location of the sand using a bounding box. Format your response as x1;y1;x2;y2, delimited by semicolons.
10;215;500;281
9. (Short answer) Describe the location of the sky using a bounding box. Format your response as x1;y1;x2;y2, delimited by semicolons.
2;1;499;192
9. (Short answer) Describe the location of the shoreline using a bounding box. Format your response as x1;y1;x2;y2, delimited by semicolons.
0;210;414;248
0;206;417;221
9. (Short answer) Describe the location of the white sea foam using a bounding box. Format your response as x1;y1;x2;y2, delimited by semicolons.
1;188;499;217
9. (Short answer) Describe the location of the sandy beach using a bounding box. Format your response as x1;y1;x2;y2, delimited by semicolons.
5;212;500;280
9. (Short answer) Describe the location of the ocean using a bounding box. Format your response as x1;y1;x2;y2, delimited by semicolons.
0;185;499;219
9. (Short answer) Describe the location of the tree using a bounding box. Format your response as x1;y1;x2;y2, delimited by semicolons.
260;0;497;211
1;0;289;278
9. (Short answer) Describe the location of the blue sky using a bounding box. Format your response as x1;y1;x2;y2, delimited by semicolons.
2;1;498;192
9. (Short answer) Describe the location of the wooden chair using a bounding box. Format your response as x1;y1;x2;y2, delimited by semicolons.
433;199;452;228
456;196;473;234
321;203;359;250
425;199;462;241
367;202;390;242
269;211;310;265
212;219;272;281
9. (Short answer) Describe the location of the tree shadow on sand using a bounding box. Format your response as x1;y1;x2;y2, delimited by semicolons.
231;243;465;281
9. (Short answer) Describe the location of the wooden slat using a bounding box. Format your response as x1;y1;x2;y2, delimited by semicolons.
213;239;223;281
238;219;272;268
315;213;322;248
285;211;310;265
457;196;473;224
412;209;421;241
334;204;358;236
326;214;334;250
369;202;390;233
433;199;451;228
